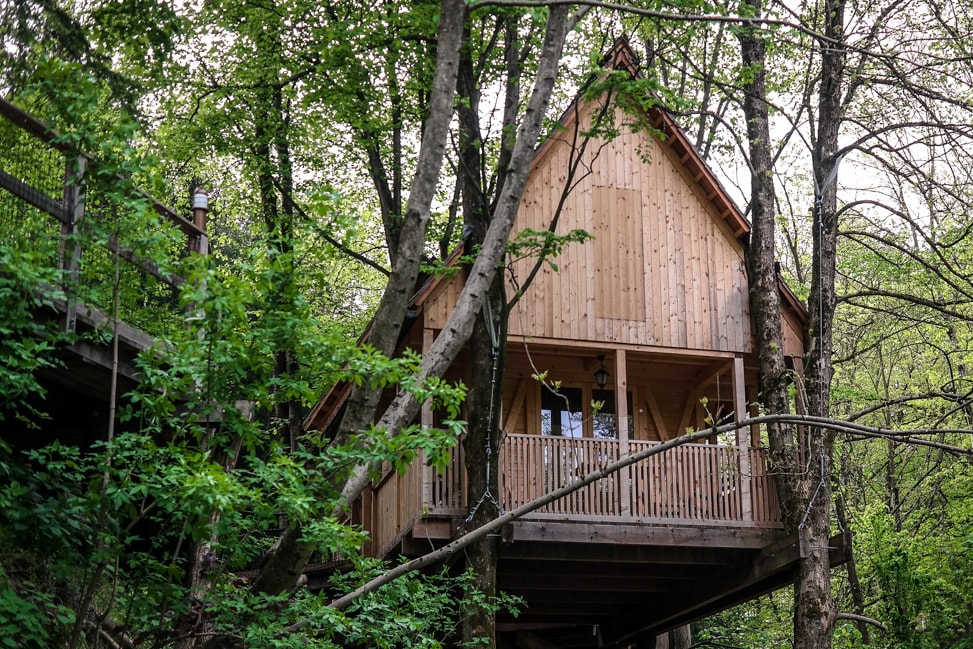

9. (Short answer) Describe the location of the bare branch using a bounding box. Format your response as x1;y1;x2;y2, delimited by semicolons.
292;413;972;618
835;612;889;633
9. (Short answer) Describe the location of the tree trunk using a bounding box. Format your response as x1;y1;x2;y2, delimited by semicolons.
671;624;691;649
793;0;848;644
251;0;572;599
457;21;504;648
461;285;506;647
737;5;835;648
250;0;468;597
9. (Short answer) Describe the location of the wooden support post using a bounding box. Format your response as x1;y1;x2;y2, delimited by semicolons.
615;350;630;516
733;355;753;521
503;376;528;433
421;327;435;509
790;355;807;460
185;188;211;333
644;389;670;440
191;188;209;255
60;155;86;333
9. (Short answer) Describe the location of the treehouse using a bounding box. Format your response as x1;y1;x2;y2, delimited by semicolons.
305;41;842;649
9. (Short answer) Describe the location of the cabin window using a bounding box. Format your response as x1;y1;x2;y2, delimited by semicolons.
592;389;635;440
540;387;635;438
540;387;583;437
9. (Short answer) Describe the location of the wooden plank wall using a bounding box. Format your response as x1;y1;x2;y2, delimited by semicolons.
506;101;752;353
781;304;806;359
369;459;424;557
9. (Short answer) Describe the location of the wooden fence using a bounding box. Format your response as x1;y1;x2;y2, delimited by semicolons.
0;97;207;336
366;434;781;554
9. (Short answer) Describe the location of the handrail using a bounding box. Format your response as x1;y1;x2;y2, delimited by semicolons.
0;96;206;239
364;433;782;555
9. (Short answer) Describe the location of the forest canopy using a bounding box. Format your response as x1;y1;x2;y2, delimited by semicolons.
2;0;973;648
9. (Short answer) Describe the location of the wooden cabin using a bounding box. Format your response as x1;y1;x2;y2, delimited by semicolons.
305;41;829;649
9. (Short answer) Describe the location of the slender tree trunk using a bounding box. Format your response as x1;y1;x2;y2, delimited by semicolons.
835;484;869;644
737;5;835;648
792;0;847;644
457;21;505;648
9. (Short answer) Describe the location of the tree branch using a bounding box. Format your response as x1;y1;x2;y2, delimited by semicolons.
281;413;973;624
835;612;888;633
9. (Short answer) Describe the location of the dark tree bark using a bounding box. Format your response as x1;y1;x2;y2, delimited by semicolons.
456;19;506;647
791;0;848;643
737;3;836;647
460;286;506;647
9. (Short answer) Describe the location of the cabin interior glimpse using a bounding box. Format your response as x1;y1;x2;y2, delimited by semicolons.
303;39;848;649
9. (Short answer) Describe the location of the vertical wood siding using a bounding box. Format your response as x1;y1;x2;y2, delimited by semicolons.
506;101;752;353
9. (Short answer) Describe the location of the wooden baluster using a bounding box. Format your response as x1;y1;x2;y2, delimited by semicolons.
60;155;86;333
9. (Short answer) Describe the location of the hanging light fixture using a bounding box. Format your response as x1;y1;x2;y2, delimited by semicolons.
594;354;610;389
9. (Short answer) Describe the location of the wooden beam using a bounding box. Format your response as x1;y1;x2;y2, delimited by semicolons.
57;298;155;352
829;531;853;567
676;390;699;436
515;631;565;649
691;359;733;391
0;97;71;151
501;560;712;581
508;520;785;549
0;168;66;221
644;390;670;440
59;155;85;333
734;356;753;521
103;232;185;287
501;542;732;566
600;533;803;648
502;573;673;593
64;339;142;381
504;376;529;433
516;591;646;608
507;335;737;361
615;350;630;516
732;357;747;426
411;517;452;540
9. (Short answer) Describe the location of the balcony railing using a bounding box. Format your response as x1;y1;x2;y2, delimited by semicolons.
365;434;781;556
500;435;780;525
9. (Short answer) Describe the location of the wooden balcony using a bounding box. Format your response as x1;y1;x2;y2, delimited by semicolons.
502;435;779;526
362;434;782;559
358;434;816;648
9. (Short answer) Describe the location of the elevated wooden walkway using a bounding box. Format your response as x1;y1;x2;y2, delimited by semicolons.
0;96;208;445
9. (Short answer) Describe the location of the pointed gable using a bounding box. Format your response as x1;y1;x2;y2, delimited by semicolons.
507;45;755;353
